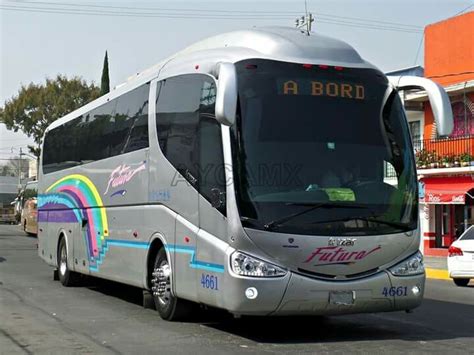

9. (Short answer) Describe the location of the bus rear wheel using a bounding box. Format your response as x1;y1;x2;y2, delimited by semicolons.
57;237;80;287
151;248;194;321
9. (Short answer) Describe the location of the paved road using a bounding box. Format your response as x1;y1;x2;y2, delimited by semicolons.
1;224;473;354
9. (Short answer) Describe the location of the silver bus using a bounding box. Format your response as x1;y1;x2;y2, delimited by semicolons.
38;27;453;320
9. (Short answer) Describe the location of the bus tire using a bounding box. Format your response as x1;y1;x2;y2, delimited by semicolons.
57;237;80;287
151;248;194;321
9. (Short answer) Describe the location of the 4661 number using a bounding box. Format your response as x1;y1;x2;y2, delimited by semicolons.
382;286;408;297
201;274;219;291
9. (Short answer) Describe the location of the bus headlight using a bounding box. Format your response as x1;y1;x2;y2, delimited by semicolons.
231;251;287;277
389;251;424;276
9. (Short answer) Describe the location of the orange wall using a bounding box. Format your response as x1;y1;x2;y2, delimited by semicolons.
425;11;474;86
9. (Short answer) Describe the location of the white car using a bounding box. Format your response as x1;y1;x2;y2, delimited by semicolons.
448;226;474;287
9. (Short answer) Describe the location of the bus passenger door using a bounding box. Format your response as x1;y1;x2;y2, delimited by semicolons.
196;80;228;304
174;214;199;301
151;74;208;301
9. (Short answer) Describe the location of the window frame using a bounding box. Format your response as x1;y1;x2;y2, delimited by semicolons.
154;73;226;214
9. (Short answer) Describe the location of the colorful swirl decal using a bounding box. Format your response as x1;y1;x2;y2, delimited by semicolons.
39;174;109;271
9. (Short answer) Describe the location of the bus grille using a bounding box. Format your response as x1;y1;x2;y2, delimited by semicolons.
297;267;380;280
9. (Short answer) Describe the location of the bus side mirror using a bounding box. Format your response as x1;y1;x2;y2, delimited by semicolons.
215;62;237;126
387;75;454;136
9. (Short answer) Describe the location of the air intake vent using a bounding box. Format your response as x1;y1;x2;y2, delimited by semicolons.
346;268;379;279
297;267;379;280
297;268;336;279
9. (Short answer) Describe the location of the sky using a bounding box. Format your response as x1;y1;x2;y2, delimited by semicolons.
1;0;473;161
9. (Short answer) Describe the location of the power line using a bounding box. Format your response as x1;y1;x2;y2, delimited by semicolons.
453;3;474;16
0;4;423;33
0;5;295;19
413;31;425;65
4;0;425;29
2;1;423;29
314;12;421;29
315;18;421;34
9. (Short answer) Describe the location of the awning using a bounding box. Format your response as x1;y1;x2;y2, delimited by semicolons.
421;177;474;204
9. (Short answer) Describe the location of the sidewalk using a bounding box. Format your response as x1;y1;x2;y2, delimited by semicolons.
424;255;450;281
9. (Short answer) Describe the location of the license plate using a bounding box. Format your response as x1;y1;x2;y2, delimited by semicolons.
329;291;355;306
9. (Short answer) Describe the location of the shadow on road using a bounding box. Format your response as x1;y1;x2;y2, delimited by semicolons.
204;299;474;344
82;277;144;307
82;275;474;344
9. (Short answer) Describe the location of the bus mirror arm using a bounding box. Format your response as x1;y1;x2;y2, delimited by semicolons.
215;62;238;126
82;218;88;228
387;75;454;136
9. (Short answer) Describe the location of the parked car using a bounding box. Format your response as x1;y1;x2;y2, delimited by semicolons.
21;197;38;236
448;225;474;286
20;181;38;236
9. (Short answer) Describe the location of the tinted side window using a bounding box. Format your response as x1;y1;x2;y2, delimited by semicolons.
198;83;225;213
112;84;149;154
460;227;474;240
82;100;117;161
42;83;149;174
156;75;225;213
156;75;202;185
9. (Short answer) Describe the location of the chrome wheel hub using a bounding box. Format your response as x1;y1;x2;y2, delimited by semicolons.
59;245;67;276
151;261;171;306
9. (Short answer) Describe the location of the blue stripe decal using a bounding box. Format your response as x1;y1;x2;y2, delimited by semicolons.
89;239;149;272
165;244;225;273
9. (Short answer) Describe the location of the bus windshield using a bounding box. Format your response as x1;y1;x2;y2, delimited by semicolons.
232;59;417;236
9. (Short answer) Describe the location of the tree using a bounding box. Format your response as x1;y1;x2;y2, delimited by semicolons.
100;51;110;96
0;75;100;158
1;156;30;178
0;164;14;177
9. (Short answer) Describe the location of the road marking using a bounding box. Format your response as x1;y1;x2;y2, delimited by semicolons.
426;268;450;280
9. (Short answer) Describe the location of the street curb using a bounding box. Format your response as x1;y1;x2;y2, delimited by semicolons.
426;268;450;281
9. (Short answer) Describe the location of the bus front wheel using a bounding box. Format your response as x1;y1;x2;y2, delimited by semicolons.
151;248;194;321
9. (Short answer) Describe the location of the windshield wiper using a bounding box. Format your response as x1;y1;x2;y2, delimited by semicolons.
311;216;411;230
263;202;368;231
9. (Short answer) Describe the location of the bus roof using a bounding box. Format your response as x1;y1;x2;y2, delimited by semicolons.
136;26;375;80
45;27;378;132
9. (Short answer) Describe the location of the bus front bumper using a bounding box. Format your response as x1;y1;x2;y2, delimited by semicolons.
223;270;425;316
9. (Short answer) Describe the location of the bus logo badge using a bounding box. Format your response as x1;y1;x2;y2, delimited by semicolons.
328;238;356;247
282;237;299;249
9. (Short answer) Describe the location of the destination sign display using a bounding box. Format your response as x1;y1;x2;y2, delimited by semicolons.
277;79;365;100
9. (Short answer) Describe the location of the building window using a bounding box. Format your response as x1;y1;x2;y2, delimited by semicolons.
408;120;421;142
447;96;474;138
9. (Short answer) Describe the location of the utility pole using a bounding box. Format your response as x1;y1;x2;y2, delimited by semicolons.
295;12;314;35
18;147;23;190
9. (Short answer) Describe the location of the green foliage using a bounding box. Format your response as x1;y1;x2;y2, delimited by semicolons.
460;152;472;163
0;75;100;158
100;51;110;96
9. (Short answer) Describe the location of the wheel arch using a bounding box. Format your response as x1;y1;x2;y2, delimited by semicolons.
55;228;70;269
144;233;172;289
